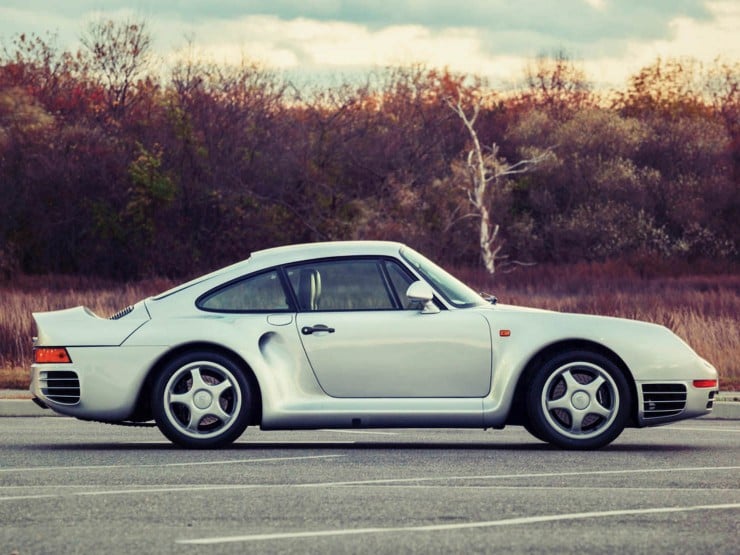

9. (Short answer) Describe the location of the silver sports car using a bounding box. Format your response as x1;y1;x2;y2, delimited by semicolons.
30;241;719;449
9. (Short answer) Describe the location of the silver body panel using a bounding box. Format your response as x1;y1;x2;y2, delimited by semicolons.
30;241;719;431
296;310;492;397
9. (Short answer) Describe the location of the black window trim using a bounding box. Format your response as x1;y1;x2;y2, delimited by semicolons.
195;254;446;314
399;247;479;309
195;268;296;314
282;255;417;313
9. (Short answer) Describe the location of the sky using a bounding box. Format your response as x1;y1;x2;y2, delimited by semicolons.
1;0;738;89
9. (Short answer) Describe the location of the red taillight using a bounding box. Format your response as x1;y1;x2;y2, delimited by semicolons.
693;379;718;389
34;347;72;364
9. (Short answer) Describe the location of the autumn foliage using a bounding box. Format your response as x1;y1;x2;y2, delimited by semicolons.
0;22;738;280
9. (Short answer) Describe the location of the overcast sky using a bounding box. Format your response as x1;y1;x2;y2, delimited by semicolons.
1;0;738;88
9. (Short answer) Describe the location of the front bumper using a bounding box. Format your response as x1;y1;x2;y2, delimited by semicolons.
635;379;719;426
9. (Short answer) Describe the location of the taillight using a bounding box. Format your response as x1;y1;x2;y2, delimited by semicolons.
692;379;718;389
34;347;72;364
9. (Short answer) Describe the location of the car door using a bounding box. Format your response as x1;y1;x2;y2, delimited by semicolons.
287;258;492;398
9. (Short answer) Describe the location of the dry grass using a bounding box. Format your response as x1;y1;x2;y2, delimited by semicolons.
0;275;172;388
461;265;740;390
0;367;29;389
1;266;738;390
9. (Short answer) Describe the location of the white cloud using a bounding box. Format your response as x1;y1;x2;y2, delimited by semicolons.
650;0;740;60
582;0;607;10
586;0;740;88
166;17;486;70
1;1;737;90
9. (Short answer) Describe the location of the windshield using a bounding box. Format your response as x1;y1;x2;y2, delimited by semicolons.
400;247;487;308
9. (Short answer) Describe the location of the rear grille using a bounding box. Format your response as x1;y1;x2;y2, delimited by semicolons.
40;370;80;405
642;383;687;418
110;306;133;320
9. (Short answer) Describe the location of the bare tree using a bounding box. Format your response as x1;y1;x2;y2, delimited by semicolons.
447;94;552;274
81;18;152;118
523;51;593;115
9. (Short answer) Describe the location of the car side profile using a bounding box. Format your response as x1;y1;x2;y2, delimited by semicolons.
30;241;720;449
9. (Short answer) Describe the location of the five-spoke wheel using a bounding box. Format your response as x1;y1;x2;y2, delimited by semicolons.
152;351;252;448
526;351;630;449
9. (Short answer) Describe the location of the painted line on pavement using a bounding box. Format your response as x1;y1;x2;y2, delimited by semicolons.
0;485;274;502
5;483;737;499
177;502;740;544
3;482;738;503
0;454;344;473
75;484;278;497
322;484;740;492
670;426;740;433
295;465;740;487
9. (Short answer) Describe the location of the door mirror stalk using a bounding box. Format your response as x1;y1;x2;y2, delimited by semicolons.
406;282;440;314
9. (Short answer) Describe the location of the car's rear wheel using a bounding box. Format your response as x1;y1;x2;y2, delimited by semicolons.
152;351;252;448
526;351;630;449
522;418;548;443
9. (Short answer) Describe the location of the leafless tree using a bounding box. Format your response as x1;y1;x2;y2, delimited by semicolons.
447;94;552;274
81;18;152;118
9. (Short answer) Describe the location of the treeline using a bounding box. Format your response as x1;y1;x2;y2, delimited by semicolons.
0;20;738;279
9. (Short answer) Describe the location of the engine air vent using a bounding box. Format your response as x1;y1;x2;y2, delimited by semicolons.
110;306;133;320
642;383;687;418
40;370;80;405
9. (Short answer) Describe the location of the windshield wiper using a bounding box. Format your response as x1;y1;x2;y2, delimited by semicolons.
479;292;497;305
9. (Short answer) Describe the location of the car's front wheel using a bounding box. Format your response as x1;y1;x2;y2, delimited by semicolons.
526;351;630;449
152;351;252;448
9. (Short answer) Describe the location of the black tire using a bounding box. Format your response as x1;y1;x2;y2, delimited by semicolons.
522;418;548;443
151;351;252;448
526;350;630;449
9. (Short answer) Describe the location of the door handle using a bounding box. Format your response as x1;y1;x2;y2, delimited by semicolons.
301;324;336;335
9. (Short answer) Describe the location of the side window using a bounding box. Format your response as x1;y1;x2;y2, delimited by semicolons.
384;260;416;309
198;270;289;312
286;259;396;311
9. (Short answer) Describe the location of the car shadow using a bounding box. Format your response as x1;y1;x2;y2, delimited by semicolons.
37;441;708;453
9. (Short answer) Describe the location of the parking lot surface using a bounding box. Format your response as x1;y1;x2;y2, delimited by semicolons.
1;418;738;554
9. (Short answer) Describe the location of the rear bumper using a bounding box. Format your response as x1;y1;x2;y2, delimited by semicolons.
30;345;165;421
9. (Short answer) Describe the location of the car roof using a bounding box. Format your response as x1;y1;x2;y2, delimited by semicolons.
250;240;405;268
152;240;406;301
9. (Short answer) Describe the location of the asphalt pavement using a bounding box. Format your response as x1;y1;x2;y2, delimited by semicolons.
1;419;738;554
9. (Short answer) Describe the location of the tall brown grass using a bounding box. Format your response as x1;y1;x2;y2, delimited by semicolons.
460;265;739;389
1;266;738;389
0;275;171;387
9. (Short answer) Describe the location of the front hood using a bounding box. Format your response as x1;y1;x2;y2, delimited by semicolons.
33;302;150;347
490;303;665;331
490;303;554;314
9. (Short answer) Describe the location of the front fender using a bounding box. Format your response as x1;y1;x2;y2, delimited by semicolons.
479;307;709;426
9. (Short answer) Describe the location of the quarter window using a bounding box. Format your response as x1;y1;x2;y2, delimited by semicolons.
384;260;416;308
198;270;289;312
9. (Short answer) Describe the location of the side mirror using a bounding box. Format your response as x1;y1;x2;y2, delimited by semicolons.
406;281;440;314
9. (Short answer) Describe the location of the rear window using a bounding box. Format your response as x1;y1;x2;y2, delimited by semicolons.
197;270;289;312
